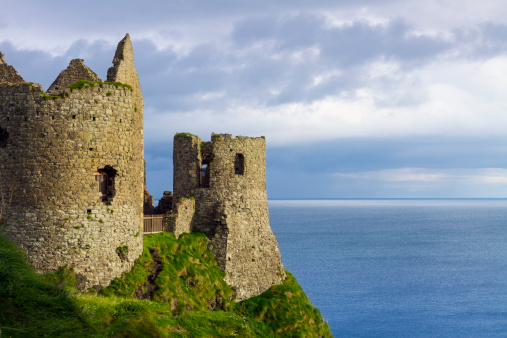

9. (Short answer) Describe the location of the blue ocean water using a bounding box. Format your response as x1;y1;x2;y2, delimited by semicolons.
268;199;507;337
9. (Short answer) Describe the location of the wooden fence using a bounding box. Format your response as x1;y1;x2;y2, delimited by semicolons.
143;214;165;234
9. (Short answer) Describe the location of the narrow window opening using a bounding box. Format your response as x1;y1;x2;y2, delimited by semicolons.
200;162;210;188
92;116;96;121
234;154;245;175
0;127;9;148
72;115;76;119
51;116;54;120
93;165;117;202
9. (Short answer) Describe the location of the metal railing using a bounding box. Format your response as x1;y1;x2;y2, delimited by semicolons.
143;214;164;234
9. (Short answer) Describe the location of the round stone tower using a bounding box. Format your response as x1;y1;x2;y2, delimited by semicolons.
0;34;144;289
171;133;286;301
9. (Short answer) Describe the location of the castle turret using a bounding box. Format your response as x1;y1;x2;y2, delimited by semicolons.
171;133;286;300
0;35;144;289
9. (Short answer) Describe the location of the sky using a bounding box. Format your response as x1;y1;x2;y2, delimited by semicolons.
2;0;507;198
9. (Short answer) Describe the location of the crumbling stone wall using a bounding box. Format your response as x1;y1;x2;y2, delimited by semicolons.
172;133;285;300
47;59;101;94
0;51;25;84
166;197;195;238
107;34;144;230
155;191;172;214
0;35;144;289
144;188;155;215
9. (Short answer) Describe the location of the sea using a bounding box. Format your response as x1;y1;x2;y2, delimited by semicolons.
268;199;507;337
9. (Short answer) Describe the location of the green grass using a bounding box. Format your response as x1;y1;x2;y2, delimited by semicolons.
0;232;332;337
0;234;93;337
40;91;64;99
235;271;333;337
67;80;133;91
101;232;235;314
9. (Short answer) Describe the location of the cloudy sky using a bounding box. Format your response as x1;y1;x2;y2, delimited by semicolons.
2;0;507;198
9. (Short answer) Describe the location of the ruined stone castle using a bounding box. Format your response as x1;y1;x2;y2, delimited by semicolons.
0;34;284;300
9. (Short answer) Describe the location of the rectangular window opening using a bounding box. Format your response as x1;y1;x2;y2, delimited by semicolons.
200;163;210;188
94;166;117;202
235;154;245;175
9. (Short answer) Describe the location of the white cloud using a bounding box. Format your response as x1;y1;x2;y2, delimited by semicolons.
145;56;507;147
334;168;448;182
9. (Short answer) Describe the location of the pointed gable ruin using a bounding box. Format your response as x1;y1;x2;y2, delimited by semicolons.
47;59;101;94
107;34;145;221
107;33;143;110
0;51;25;84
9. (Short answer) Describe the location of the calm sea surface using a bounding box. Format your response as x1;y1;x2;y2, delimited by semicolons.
268;199;507;337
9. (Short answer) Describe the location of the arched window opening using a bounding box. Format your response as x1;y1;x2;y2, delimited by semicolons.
200;162;210;188
93;165;117;202
234;154;244;175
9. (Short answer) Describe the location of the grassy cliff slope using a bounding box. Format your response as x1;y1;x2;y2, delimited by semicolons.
0;232;332;337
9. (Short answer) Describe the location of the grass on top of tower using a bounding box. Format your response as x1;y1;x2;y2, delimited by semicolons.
175;132;198;138
67;80;133;91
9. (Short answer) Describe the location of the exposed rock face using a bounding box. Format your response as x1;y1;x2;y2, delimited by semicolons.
0;35;144;289
171;133;286;301
0;51;25;84
47;59;101;94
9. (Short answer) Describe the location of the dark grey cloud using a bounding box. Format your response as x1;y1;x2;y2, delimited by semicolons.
232;15;452;67
133;14;453;113
4;12;503;112
454;23;507;59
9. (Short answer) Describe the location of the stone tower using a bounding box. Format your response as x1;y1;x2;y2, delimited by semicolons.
0;34;144;289
171;133;286;300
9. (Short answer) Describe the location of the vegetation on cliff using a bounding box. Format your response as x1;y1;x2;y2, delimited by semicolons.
0;232;332;337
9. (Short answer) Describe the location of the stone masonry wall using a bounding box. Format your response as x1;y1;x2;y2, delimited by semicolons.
47;59;101;94
172;133;285;300
173;134;201;203
0;43;144;289
166;197;195;238
107;34;144;230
